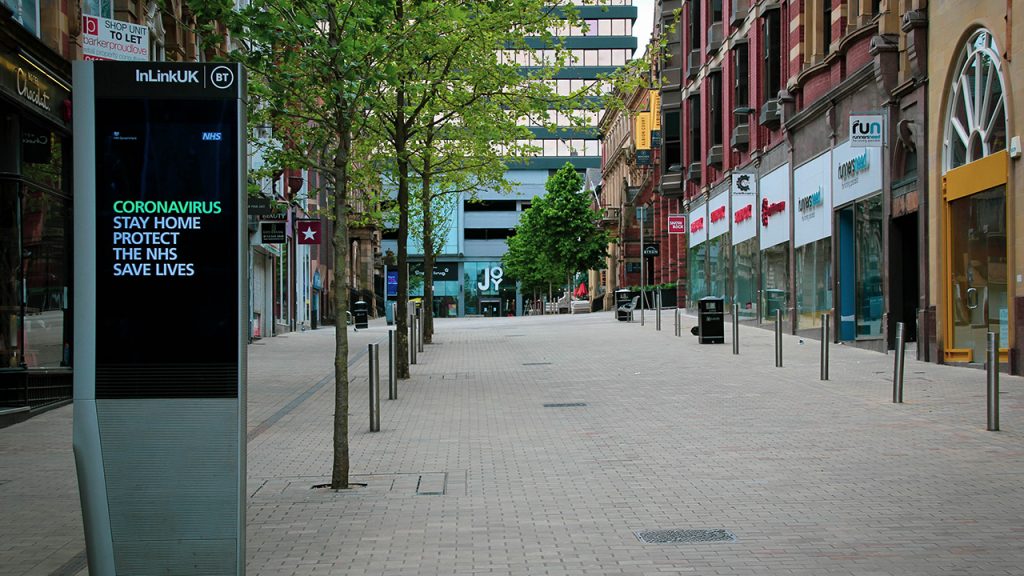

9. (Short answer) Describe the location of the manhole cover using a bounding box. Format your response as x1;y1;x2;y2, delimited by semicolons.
634;529;736;544
523;362;552;366
543;402;587;408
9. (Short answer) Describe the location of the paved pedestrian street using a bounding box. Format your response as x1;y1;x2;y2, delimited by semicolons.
2;312;1023;575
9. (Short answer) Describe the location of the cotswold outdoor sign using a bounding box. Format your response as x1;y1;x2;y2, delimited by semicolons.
72;62;246;576
850;114;885;147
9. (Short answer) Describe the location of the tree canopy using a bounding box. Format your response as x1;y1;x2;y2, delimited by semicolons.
504;163;609;293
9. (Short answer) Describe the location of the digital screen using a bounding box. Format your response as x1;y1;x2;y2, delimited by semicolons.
94;96;239;398
387;270;398;297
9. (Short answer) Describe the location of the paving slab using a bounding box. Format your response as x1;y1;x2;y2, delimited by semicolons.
0;312;1022;575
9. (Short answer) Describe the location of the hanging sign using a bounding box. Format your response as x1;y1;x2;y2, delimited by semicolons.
650;90;661;146
849;113;885;147
667;214;687;235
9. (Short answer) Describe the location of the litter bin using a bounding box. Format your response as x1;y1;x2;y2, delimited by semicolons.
615;289;633;321
697;296;724;344
385;300;395;325
353;300;369;329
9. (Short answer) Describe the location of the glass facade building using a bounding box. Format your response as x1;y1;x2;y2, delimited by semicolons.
384;2;637;317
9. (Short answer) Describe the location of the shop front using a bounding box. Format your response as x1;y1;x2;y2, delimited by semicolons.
464;261;516;317
832;140;884;342
0;41;73;409
686;201;707;310
731;171;758;321
793;151;832;333
411;261;460;318
941;29;1009;366
706;190;730;307
759;164;790;321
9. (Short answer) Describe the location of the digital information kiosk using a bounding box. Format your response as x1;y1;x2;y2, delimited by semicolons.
72;61;246;575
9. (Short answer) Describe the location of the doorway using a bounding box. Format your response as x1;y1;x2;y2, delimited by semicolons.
944;152;1009;364
890;213;919;344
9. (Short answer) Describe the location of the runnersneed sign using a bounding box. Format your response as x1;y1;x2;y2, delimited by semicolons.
82;15;150;62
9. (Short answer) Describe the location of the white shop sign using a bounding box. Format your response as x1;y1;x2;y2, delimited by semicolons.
707;192;729;240
82;15;150;62
832;139;882;206
688;202;707;249
759;163;790;250
731;172;757;245
794;150;832;248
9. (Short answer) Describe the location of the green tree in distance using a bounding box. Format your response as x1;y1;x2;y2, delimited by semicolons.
504;163;608;304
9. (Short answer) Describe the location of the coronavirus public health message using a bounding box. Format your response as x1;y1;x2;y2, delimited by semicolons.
111;200;222;277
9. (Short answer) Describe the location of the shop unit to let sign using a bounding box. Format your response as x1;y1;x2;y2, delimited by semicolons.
82;15;150;62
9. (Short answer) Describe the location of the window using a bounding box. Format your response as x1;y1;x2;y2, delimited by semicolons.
734;41;749;108
464;229;516;240
464;200;518;212
710;71;722;148
763;7;781;102
823;0;832;56
688;93;701;165
688;1;701;51
711;0;722;23
663;110;682;174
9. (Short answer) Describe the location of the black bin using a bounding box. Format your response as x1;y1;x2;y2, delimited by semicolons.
697;296;724;344
353;300;369;329
615;289;633;322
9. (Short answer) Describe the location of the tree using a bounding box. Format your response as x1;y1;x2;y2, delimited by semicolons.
504;163;609;299
208;0;435;490
368;0;584;353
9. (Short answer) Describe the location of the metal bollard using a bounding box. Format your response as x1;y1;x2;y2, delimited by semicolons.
369;343;380;431
675;307;681;337
388;330;397;400
732;304;740;355
775;309;783;367
409;315;417;365
640;290;646;326
893;322;905;403
656;291;662;331
820;313;829;381
415;307;423;352
987;332;999;431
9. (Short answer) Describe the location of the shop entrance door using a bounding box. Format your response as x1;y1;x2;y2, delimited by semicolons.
944;151;1009;364
837;206;856;340
480;298;500;317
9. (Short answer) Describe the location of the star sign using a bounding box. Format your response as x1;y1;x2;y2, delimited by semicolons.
301;227;317;241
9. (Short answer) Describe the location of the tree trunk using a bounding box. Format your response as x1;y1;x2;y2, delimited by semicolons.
421;145;435;344
394;0;411;380
330;87;352;491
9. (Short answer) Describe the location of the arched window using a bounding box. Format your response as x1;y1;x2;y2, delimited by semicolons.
944;29;1008;172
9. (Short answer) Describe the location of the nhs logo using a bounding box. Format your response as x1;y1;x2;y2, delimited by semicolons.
202;132;222;141
850;114;885;148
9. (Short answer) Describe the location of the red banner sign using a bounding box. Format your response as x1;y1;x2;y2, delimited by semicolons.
734;204;753;224
761;198;786;227
667;214;687;234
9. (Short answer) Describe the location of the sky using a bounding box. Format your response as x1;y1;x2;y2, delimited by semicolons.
634;0;655;59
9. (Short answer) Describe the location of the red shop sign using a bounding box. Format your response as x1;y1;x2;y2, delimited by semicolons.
761;198;786;227
690;217;705;234
710;206;727;223
734;204;753;224
667;214;687;234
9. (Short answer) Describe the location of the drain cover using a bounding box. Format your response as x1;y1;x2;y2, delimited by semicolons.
634;529;736;544
543;402;586;408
